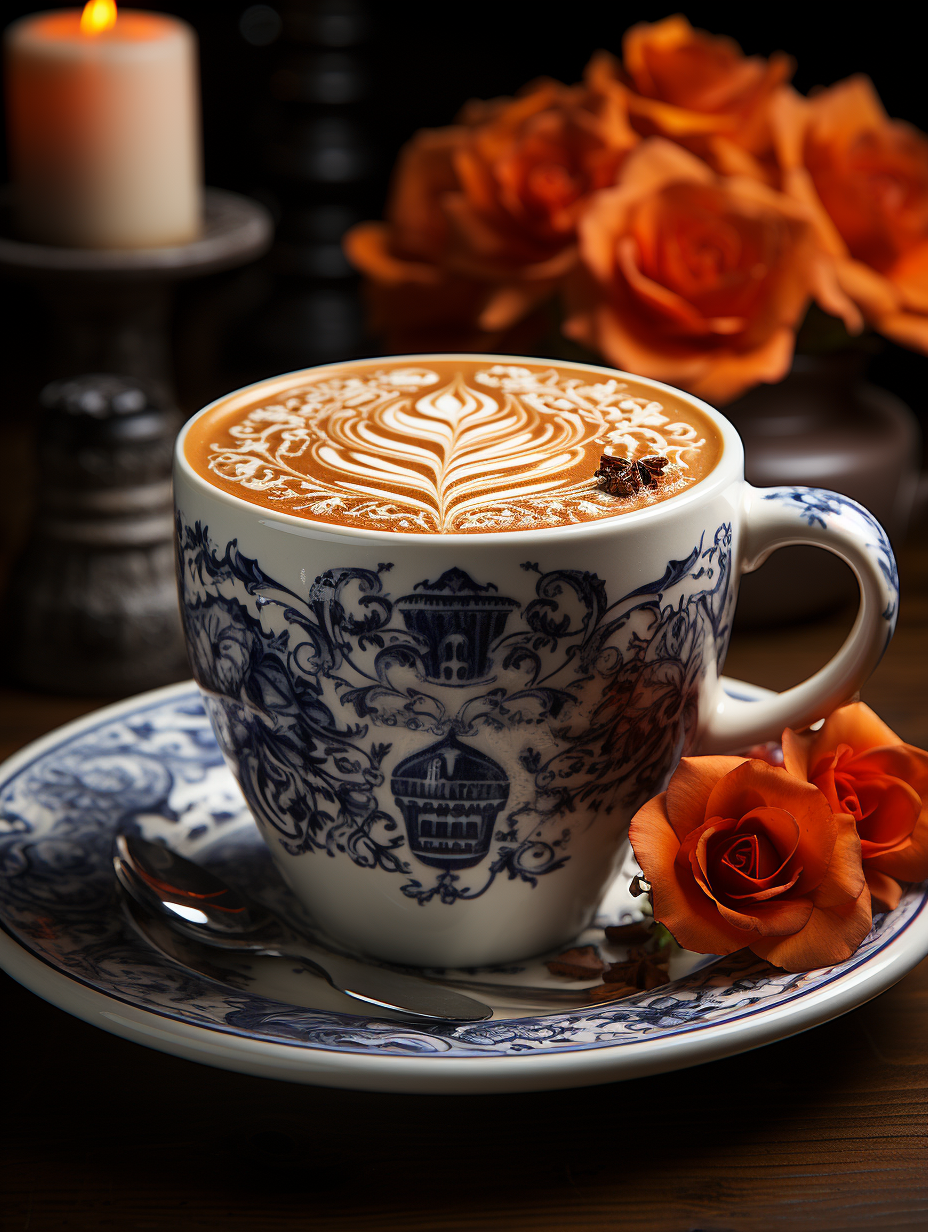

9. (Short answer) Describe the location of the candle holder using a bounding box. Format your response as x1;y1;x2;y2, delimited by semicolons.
0;190;273;695
0;188;273;407
3;374;188;695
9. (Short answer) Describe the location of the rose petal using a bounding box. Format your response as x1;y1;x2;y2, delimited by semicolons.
816;744;928;882
344;223;446;286
866;799;928;881
617;235;728;336
852;776;921;855
716;893;813;937
781;726;811;780
629;792;678;877
710;823;796;895
751;882;872;971
808;703;902;760
890;242;928;313
869;308;928;353
865;867;903;913
810;811;866;908
664;755;746;840
704;760;837;893
851;744;928;796
629;799;750;953
621;16;791;149
808;744;842;813
685;819;806;933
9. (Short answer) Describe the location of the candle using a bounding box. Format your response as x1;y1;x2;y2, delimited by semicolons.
3;3;201;248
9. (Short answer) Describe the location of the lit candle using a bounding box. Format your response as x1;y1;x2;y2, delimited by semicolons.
3;3;201;248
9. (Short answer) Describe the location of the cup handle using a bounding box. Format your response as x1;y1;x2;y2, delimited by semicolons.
698;485;899;754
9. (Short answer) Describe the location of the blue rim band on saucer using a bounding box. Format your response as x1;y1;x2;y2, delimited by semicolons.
0;682;925;1084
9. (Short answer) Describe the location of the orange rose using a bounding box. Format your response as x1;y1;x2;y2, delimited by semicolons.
771;78;928;351
629;757;871;971
448;78;636;274
564;139;819;404
344;78;636;348
783;703;928;912
587;17;792;179
343;127;502;351
343;224;551;354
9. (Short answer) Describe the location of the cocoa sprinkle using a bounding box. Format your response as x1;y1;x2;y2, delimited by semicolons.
603;954;671;991
545;945;605;979
586;981;638;1002
595;454;669;497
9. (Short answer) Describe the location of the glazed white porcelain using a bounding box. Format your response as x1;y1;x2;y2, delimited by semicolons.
0;681;925;1095
173;356;899;968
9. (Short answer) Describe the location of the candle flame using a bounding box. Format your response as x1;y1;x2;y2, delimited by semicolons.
80;0;117;34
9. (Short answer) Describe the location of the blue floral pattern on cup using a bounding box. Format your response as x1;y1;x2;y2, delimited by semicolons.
175;516;735;905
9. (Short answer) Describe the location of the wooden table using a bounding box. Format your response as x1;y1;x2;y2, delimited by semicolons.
2;543;926;1231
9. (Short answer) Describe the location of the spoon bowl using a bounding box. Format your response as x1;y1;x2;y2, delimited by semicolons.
113;832;495;1023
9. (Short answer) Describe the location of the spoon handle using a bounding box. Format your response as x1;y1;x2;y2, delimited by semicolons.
270;945;494;1022
113;844;493;1022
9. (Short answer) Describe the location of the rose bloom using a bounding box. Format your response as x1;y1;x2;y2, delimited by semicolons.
629;756;871;971
783;703;928;911
771;78;928;352
564;138;819;404
587;17;792;179
344;78;636;349
343;126;499;351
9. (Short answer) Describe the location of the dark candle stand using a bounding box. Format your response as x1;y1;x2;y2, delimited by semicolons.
0;188;273;406
0;190;273;695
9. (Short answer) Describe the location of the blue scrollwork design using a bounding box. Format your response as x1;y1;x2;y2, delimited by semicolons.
762;488;899;630
176;516;733;905
0;685;923;1060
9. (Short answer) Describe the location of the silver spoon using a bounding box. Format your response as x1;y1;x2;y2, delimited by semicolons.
113;832;493;1023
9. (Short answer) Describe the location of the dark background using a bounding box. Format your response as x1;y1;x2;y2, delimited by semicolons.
1;0;926;420
1;13;927;1229
5;2;923;203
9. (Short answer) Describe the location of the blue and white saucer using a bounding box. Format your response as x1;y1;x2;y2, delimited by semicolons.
1;679;925;1095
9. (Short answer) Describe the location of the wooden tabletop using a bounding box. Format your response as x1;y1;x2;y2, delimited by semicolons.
1;542;926;1231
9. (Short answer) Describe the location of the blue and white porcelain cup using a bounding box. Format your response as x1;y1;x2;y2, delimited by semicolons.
173;356;898;967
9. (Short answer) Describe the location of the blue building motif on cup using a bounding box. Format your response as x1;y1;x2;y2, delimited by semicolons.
394;568;519;683
176;516;733;905
392;732;509;870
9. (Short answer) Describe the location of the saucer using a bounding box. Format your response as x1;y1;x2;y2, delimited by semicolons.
1;680;926;1095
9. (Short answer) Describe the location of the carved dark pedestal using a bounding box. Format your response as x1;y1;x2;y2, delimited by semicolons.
0;192;273;695
3;376;187;694
0;189;273;406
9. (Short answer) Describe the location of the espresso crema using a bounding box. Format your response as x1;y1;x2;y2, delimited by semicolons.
184;358;722;534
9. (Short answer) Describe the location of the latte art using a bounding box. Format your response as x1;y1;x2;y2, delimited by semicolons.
185;358;722;533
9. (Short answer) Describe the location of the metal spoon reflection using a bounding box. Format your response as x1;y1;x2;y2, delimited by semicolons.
112;832;493;1024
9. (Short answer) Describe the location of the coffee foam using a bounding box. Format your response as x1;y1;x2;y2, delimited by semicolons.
184;359;722;533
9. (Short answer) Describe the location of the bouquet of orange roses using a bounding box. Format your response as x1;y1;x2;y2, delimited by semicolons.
629;702;928;972
345;16;928;406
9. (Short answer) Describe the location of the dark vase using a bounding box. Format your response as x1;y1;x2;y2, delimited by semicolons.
725;351;923;626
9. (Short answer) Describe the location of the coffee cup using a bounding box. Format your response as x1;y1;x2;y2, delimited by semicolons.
173;355;898;967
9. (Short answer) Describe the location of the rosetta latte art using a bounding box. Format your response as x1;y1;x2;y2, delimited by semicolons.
190;361;719;533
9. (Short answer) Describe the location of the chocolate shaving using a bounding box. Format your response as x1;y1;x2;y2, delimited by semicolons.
603;956;671;991
545;945;605;979
586;981;638;1003
603;922;654;945
595;454;669;497
624;945;669;966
